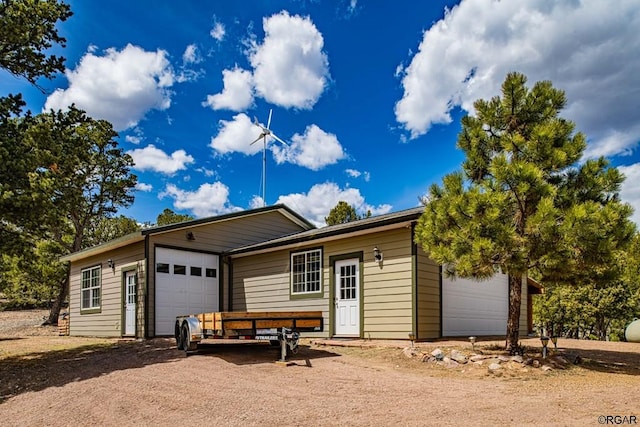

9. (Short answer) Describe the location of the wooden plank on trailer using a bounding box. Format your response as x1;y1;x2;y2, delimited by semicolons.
295;319;323;328
255;319;294;328
223;320;254;330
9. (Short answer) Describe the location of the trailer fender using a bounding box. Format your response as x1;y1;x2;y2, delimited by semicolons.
180;317;202;353
182;317;202;341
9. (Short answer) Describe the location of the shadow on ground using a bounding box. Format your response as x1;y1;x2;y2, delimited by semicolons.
559;347;640;376
0;339;180;403
0;339;342;402
185;341;341;366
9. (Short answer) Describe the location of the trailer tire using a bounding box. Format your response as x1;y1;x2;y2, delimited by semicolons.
175;322;184;350
269;340;280;347
181;322;198;354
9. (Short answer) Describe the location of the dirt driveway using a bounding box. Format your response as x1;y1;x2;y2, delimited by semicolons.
0;310;639;426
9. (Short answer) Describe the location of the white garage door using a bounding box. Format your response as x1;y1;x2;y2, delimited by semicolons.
155;248;219;336
442;273;508;336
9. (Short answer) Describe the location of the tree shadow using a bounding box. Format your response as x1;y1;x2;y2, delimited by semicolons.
0;338;181;403
188;341;341;366
550;345;640;376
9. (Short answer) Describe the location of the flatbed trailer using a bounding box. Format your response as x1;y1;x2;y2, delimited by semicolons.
175;311;324;361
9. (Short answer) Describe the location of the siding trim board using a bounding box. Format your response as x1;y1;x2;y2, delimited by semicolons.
411;222;418;340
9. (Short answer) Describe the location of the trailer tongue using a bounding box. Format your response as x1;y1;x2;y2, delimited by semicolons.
175;311;324;362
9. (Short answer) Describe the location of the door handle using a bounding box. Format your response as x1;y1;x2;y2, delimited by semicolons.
334;296;338;308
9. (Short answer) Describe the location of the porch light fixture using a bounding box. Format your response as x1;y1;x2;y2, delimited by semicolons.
107;259;115;269
373;246;383;263
186;231;195;241
540;336;550;359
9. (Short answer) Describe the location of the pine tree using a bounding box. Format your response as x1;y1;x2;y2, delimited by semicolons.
415;72;635;348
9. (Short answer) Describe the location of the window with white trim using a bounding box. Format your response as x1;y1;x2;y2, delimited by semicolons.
81;265;101;310
291;249;322;295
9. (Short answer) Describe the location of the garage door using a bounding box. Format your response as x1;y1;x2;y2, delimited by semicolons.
442;273;508;336
155;248;219;336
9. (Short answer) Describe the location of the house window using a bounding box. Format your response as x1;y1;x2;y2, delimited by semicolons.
291;249;322;295
81;266;101;310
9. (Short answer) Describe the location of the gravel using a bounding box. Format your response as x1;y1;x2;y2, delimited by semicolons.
1;310;639;426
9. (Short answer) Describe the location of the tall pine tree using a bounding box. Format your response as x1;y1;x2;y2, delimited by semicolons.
415;72;635;348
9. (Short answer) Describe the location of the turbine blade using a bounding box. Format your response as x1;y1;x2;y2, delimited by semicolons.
271;132;289;146
267;109;273;129
250;135;263;145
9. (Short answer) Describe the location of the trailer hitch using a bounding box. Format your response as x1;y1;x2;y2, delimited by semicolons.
278;327;300;362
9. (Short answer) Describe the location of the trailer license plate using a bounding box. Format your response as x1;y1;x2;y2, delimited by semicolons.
256;328;278;335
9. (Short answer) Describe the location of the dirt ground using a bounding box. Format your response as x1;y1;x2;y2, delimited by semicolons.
0;310;639;426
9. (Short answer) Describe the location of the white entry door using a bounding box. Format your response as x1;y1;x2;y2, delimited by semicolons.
124;270;136;336
334;258;360;336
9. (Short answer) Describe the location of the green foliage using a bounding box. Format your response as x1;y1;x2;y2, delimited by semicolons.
325;201;370;225
0;239;67;309
83;215;140;248
156;208;194;226
0;0;72;86
415;72;636;346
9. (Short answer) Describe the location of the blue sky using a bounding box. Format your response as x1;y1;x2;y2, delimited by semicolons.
2;0;640;227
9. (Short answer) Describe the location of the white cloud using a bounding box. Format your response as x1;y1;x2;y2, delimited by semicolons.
127;144;194;174
394;0;640;158
135;182;153;192
160;182;240;217
250;195;265;209
618;164;640;226
125;135;142;144
182;44;201;64
203;67;254;111
210;22;225;41
272;124;345;170
276;182;392;227
45;44;175;131
345;169;371;182
209;113;263;155
249;11;330;109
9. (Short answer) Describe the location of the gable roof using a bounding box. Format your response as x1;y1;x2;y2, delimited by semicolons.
60;204;314;263
227;206;425;257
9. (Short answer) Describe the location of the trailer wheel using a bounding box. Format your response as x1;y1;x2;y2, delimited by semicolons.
175;322;184;350
181;322;198;353
269;340;280;347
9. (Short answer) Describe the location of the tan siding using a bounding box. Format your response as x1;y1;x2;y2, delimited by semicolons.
416;247;440;339
231;227;415;339
69;242;145;337
147;211;307;336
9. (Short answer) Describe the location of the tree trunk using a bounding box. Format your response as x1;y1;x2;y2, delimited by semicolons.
506;273;523;349
44;275;69;326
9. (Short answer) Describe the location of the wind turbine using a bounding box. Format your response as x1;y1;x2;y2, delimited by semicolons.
250;109;289;207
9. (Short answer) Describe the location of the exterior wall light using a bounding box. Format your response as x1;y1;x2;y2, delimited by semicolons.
373;246;383;263
107;259;115;269
186;231;195;241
